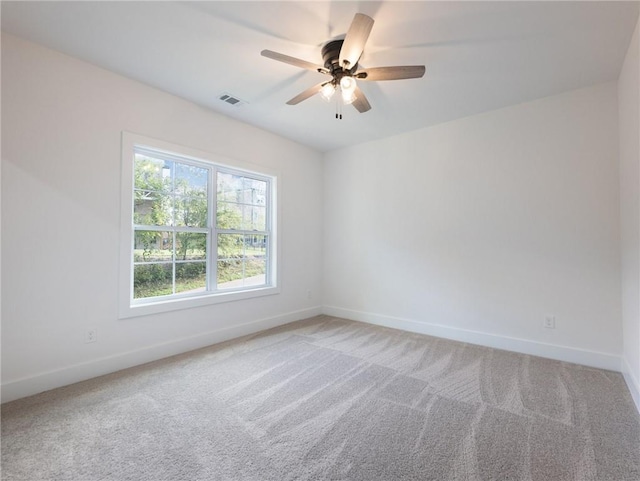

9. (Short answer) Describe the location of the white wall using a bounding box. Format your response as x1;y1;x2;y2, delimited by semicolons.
1;34;324;402
324;82;622;370
619;15;640;411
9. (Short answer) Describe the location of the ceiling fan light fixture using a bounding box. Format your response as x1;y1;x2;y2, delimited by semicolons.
320;83;336;102
340;75;357;95
339;76;357;104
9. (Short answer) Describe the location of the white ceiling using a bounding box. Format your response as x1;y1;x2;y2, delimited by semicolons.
2;1;639;152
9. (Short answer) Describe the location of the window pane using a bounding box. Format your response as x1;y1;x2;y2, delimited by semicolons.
175;194;207;227
217;201;242;230
175;262;206;294
217;259;243;289
217;259;267;290
134;231;173;262
218;234;243;259
243;206;266;231
244;234;267;257
134;190;172;226
175;163;207;195
215;235;268;290
176;232;207;260
243;235;267;287
242;178;267;205
245;259;266;287
217;172;243;202
133;263;173;299
134;155;171;193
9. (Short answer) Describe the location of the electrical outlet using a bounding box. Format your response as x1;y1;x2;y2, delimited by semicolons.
85;328;97;343
543;316;556;329
306;290;312;300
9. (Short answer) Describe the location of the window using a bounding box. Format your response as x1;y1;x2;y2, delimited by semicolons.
120;133;279;318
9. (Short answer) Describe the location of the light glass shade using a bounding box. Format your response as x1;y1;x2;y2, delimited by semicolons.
320;83;335;102
340;76;356;94
339;76;357;104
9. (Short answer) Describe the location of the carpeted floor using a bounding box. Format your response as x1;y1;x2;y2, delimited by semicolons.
2;315;639;480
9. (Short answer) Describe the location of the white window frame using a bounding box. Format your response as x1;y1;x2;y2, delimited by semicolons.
119;132;280;319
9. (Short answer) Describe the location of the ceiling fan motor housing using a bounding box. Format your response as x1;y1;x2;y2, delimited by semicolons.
322;40;358;77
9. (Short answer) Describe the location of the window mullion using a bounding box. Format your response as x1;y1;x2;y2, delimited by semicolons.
242;232;246;288
216;229;269;235
134;224;208;234
172;230;176;296
263;179;268;286
209;166;217;292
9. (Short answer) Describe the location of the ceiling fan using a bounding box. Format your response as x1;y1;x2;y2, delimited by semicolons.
261;13;425;117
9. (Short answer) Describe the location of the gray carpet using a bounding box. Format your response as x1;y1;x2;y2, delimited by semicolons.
2;315;639;480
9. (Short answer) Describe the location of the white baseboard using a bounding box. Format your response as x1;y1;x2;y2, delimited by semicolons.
1;306;323;404
621;356;640;414
322;306;621;372
4;305;630;408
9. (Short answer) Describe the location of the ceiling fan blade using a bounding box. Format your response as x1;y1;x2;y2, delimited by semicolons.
352;86;371;113
261;50;329;74
356;66;426;81
286;82;326;105
339;13;374;69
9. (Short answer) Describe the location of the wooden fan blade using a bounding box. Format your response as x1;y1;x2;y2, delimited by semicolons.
352;86;371;113
286;82;325;105
261;50;329;74
357;66;426;81
339;13;374;69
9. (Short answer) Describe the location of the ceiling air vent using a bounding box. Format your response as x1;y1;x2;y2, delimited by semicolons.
218;93;247;107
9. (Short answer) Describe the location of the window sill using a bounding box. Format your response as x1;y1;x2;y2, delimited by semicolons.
119;285;281;319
